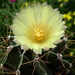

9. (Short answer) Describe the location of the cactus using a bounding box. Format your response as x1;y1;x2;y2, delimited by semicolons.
0;36;75;75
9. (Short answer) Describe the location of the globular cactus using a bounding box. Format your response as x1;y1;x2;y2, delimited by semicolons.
0;2;75;75
0;38;73;75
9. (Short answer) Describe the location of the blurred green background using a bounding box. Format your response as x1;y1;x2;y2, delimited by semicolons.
0;0;75;36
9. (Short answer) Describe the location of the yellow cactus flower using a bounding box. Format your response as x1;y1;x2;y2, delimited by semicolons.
63;13;72;21
58;0;63;2
25;2;29;7
73;11;75;16
63;14;67;19
20;2;29;9
60;3;63;7
66;14;72;21
11;3;66;54
64;0;69;2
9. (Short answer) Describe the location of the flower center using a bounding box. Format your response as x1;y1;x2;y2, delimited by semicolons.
34;28;44;41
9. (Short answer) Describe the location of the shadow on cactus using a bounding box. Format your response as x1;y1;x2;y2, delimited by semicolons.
0;3;75;75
